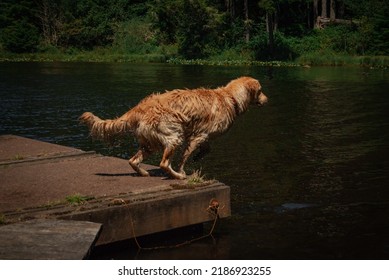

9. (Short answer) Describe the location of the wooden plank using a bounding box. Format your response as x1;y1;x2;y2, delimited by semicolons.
0;219;102;260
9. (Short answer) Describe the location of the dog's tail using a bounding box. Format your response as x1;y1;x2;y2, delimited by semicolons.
79;112;134;143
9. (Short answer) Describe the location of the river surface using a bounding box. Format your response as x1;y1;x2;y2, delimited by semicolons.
1;62;388;259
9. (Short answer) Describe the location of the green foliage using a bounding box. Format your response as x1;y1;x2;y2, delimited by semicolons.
175;0;225;59
149;0;181;44
289;27;352;58
358;56;389;68
291;21;388;58
1;21;40;53
112;18;158;54
222;18;247;48
208;47;253;61
369;5;389;55
0;0;40;53
56;1;115;49
341;0;389;55
0;0;387;61
176;0;209;58
187;169;205;185
66;194;93;205
167;57;300;67
251;31;297;61
0;213;5;225
150;0;227;59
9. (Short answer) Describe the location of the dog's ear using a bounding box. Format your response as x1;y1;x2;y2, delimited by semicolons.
245;78;261;98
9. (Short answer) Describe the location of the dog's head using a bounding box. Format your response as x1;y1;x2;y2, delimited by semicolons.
242;77;268;107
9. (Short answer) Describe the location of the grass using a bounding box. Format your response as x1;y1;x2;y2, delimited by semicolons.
167;58;301;67
0;46;168;63
11;154;24;161
41;199;66;208
170;169;218;190
187;169;206;185
1;48;387;68
65;194;94;205
358;56;389;68
297;53;389;68
0;213;5;225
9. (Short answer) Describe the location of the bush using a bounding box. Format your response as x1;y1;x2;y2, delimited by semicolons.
175;0;225;59
176;0;212;59
359;56;389;68
292;24;373;57
1;21;40;53
112;18;158;54
209;47;253;61
251;31;297;61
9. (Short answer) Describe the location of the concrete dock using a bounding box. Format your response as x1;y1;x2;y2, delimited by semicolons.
0;135;230;258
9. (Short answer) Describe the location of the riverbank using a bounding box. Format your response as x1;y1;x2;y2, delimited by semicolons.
167;56;389;68
0;50;168;63
0;50;388;68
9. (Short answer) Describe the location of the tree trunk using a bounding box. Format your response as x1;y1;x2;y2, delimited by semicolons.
274;9;278;32
313;0;319;29
225;0;235;18
37;0;60;46
338;0;345;19
330;0;336;21
266;12;274;59
307;1;311;29
321;0;327;18
244;0;250;42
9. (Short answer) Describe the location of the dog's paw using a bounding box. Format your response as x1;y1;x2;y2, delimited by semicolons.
171;171;186;180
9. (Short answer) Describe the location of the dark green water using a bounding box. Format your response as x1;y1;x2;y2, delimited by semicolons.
1;62;388;259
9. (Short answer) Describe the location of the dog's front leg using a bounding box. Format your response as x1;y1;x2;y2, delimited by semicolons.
160;147;186;180
178;136;207;175
192;141;210;162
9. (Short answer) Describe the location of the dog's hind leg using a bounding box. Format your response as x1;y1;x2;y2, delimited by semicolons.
160;147;186;180
129;148;150;177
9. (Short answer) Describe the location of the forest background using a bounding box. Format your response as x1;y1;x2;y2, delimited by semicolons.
0;0;388;66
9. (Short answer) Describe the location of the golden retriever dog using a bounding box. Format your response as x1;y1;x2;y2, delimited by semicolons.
80;76;268;179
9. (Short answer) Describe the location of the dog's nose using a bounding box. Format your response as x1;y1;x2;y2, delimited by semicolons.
258;92;268;106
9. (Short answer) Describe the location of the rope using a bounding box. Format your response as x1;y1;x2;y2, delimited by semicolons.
120;198;222;250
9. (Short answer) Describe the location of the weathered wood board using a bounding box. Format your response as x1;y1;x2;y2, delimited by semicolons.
0;219;102;259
